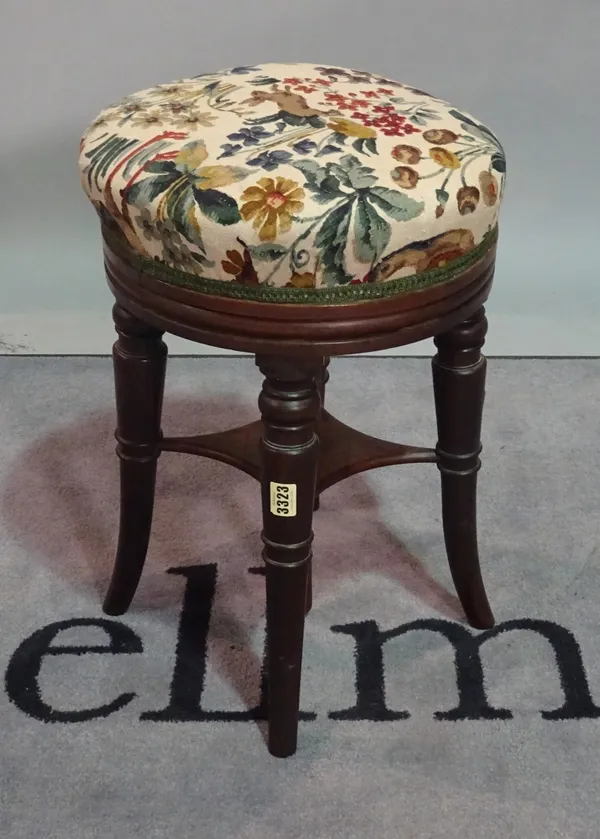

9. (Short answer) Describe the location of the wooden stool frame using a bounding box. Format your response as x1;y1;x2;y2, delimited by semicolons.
102;231;496;757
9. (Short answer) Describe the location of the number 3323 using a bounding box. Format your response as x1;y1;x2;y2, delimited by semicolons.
269;482;297;517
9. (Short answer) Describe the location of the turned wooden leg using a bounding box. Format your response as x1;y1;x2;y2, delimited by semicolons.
313;356;330;514
103;304;167;616
256;355;320;757
432;307;494;630
307;357;330;613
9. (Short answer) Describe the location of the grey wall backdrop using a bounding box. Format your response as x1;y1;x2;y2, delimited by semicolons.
2;0;599;354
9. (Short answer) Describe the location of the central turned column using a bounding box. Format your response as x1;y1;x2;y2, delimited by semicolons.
256;355;321;757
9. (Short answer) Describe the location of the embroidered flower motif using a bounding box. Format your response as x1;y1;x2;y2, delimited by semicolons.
133;208;159;242
227;126;272;146
221;240;259;284
423;129;459;145
117;98;146;117
221;250;245;275
155;219;180;248
83;114;111;135
81;63;505;292
327;117;377;138
247;150;294;171
145;82;193;100
292;139;318;155
429;148;461;169
159;101;191;115
373;114;420;138
130;109;165;128
218;143;243;158
391;144;421;164
170;110;216;129
240;177;305;242
456;186;480;215
479;170;499;206
163;240;195;270
391;166;419;189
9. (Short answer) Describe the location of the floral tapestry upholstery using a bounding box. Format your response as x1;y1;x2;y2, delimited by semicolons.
80;63;505;304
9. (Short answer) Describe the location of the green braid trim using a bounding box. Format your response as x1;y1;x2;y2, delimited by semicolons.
105;226;497;305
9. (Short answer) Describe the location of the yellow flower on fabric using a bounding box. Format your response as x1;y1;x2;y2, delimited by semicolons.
327;118;377;139
429;147;461;169
240;177;305;242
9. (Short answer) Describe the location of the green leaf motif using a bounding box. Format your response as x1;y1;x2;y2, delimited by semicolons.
326;162;354;189
144;159;177;174
448;108;503;150
491;153;506;173
124;172;178;207
192;188;241;225
364;138;378;155
191;251;215;268
354;195;391;264
248;243;288;261
331;132;348;146
448;109;477;127
83;135;137;191
368;187;424;222
315;144;342;157
293;160;346;202
167;185;205;250
250;76;281;86
315;200;354;286
122;142;173;180
337;155;377;189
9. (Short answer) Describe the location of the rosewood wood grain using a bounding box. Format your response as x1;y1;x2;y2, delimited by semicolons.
103;229;495;322
432;306;494;630
103;232;495;356
103;305;167;616
309;357;330;606
312;356;330;514
158;412;436;493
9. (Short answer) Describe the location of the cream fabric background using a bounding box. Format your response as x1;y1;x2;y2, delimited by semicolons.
79;65;503;292
1;1;598;354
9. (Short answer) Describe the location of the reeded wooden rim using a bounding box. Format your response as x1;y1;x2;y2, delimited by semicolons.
103;235;496;355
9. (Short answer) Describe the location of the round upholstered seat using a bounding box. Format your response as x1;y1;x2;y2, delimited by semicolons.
80;62;505;305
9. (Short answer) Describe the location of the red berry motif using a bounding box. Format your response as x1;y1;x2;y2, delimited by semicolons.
320;87;421;137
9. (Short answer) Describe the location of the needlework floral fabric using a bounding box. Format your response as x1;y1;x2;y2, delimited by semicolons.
80;63;505;300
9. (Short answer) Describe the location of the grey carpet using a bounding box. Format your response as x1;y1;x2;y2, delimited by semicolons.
1;356;600;839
